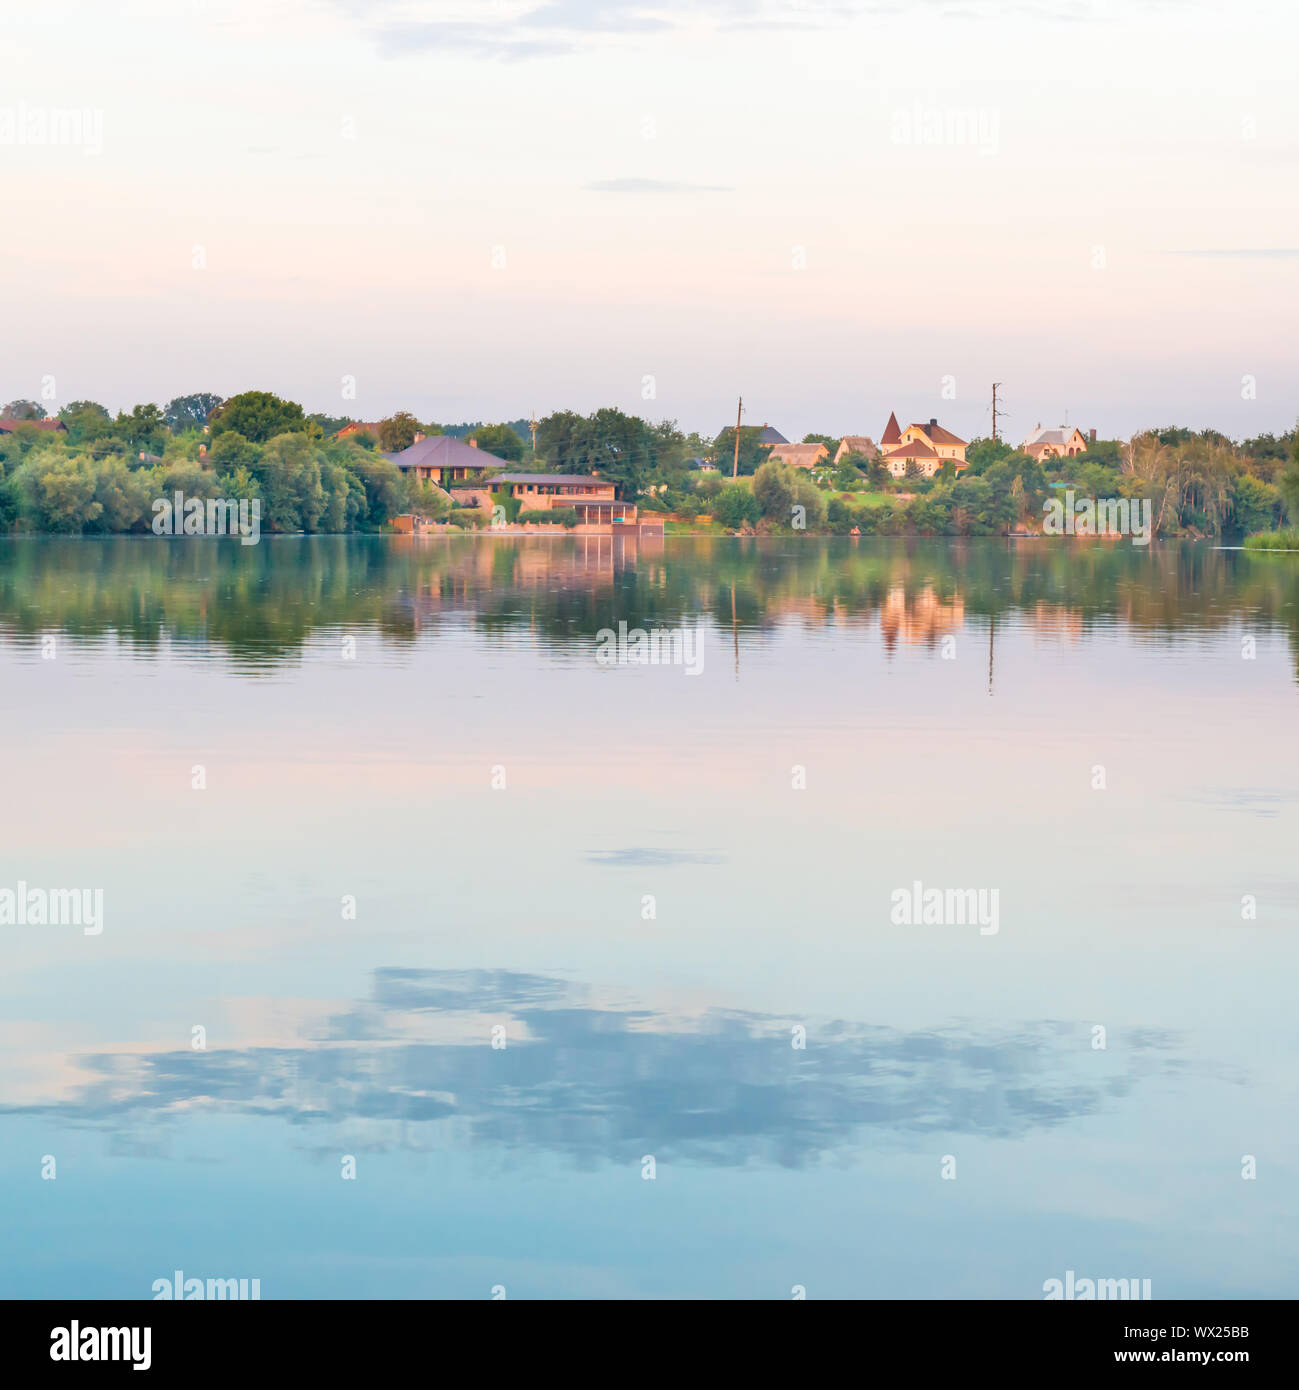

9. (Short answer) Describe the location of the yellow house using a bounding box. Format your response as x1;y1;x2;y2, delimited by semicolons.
879;413;968;478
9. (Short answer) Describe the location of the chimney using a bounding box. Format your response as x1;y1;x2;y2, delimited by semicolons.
199;443;206;458
1089;428;1096;442
930;418;937;427
469;437;478;448
413;432;425;444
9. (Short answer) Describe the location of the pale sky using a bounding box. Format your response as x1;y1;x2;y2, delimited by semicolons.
2;0;1296;442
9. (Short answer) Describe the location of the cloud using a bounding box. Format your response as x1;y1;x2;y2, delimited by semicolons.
584;178;733;193
4;967;1214;1168
1165;249;1299;259
585;847;726;865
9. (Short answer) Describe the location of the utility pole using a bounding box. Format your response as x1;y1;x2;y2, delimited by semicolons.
732;395;743;479
529;413;538;454
991;383;1003;443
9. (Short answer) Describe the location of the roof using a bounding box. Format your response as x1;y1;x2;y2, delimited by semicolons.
485;472;612;486
910;421;967;446
838;435;877;455
767;443;829;467
1025;426;1083;447
884;439;938;460
881;411;902;446
381;434;509;470
0;416;67;433
755;424;788;445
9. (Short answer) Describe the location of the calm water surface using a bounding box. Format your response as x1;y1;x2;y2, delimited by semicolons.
1;535;1297;1298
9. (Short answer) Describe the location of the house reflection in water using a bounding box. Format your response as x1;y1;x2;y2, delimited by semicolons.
879;583;966;652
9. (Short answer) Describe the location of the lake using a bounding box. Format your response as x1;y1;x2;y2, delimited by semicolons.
1;534;1296;1299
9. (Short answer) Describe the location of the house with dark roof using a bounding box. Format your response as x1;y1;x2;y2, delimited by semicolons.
382;433;510;488
880;414;968;478
719;422;787;447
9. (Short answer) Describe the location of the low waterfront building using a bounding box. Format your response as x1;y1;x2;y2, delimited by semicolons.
486;473;638;527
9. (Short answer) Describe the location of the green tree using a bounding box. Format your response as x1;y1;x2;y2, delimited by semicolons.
210;391;310;444
114;403;168;457
1232;473;1282;534
164;393;224;432
963;437;1015;474
712;482;760;529
753;459;797;522
15;452;102;531
58;401;113;445
378;412;422;453
209;431;261;474
712;425;771;477
1281;435;1299;521
2;400;46;421
89;456;155;532
471;423;525;463
793;474;827;530
535;407;661;498
250;433;326;532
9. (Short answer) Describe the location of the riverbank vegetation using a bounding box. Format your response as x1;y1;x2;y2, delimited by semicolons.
0;391;1294;541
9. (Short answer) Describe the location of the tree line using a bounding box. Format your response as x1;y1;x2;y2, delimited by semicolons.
1;390;1295;539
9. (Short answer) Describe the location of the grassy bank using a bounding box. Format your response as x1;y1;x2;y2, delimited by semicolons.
1244;528;1299;552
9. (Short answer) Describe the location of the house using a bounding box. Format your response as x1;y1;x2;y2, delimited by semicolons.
1023;425;1092;463
880;413;968;478
834;436;877;464
382;433;508;488
767;442;829;469
486;473;637;527
717;423;786;445
695;460;718;474
333;421;382;441
0;416;67;435
753;424;787;445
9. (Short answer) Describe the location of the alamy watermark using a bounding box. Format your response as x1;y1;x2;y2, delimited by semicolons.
152;492;261;545
0;102;103;156
889;103;1000;157
1044;1270;1153;1300
0;882;102;935
50;1323;150;1371
1043;490;1152;545
890;880;999;936
595;620;705;676
152;1270;261;1300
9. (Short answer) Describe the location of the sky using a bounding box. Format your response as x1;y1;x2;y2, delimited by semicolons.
1;0;1296;443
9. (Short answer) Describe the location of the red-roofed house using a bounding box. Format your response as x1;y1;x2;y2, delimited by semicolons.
0;416;67;435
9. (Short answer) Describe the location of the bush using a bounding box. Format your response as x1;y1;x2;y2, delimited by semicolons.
1243;528;1299;551
517;508;578;527
712;483;760;529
